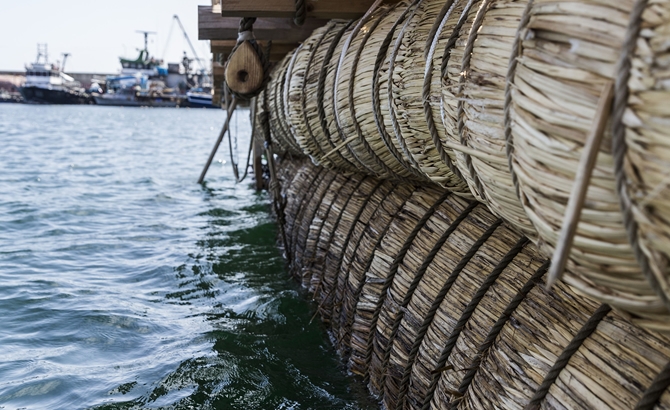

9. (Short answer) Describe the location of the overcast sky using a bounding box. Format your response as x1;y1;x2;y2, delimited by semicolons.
1;0;212;73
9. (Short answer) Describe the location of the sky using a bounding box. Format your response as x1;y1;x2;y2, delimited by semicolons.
0;0;212;74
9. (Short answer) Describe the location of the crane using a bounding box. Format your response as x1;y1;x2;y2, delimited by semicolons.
162;15;206;73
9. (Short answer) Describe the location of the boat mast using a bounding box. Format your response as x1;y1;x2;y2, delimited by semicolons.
135;30;157;55
61;53;70;72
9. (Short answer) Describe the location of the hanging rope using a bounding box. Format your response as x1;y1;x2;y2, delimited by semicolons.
224;86;240;181
294;0;307;26
224;17;273;100
260;91;289;251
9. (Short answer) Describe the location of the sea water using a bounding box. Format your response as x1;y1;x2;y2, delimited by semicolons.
0;104;375;410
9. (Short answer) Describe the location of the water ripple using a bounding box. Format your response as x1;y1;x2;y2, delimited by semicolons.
0;105;374;410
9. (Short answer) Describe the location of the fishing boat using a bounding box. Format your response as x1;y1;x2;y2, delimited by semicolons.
19;44;91;105
93;74;183;108
93;32;185;108
184;87;216;108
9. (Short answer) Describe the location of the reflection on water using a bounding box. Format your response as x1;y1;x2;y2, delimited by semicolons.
0;105;375;410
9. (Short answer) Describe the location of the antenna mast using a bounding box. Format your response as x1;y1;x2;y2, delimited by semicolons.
135;30;157;53
61;53;70;72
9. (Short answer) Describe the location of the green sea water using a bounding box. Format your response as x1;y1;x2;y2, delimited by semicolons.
0;104;375;410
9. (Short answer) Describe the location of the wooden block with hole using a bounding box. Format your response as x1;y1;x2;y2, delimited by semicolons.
225;41;264;95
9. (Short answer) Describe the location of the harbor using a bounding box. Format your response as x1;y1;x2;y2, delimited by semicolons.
3;0;670;409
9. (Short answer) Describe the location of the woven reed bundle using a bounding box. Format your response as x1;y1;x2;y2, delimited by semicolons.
296;21;358;171
455;283;670;410
507;0;670;326
319;23;376;174
300;172;352;289
332;1;427;183
331;3;407;181
380;204;502;408
281;160;321;255
348;186;444;378
405;221;522;410
387;0;471;192
267;52;304;157
436;0;483;200
306;173;370;321
256;90;285;155
334;183;416;360
290;168;339;286
372;1;431;179
284;23;335;160
438;0;537;238
316;178;391;325
427;242;543;409
267;55;290;151
368;193;472;398
279;158;670;409
618;0;670;324
329;180;400;336
381;203;497;410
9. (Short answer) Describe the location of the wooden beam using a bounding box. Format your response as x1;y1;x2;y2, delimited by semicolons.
212;62;226;78
210;41;297;62
210;40;297;56
218;0;375;20
198;6;327;42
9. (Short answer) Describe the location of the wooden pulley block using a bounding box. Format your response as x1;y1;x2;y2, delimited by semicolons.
225;41;264;95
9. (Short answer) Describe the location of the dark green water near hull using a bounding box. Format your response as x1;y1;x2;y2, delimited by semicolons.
0;105;375;410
